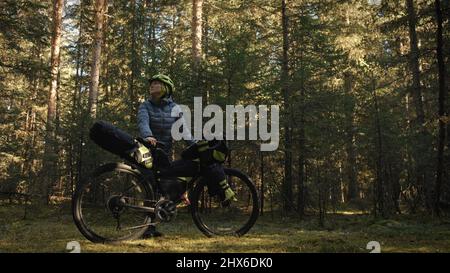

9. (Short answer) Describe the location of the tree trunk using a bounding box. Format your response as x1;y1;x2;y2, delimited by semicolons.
297;154;305;216
192;0;203;98
202;1;210;103
434;0;447;216
24;44;42;198
372;77;386;217
88;0;107;118
75;47;87;188
73;0;85;111
70;0;85;196
47;0;64;129
297;80;306;217
54;67;63;196
406;0;426;126
260;152;265;216
129;0;138;123
281;0;293;213
103;8;111;102
343;72;358;201
317;167;325;227
146;1;157;77
406;0;432;211
43;0;64;201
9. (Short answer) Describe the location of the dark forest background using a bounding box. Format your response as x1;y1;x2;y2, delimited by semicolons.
1;0;449;223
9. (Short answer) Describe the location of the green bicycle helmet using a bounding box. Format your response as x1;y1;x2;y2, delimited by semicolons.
149;74;175;96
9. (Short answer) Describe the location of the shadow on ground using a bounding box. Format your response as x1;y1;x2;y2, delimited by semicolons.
1;204;450;253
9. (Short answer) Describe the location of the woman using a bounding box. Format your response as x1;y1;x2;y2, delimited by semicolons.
137;74;235;238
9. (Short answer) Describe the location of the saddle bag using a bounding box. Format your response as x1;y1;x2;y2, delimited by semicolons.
89;120;153;168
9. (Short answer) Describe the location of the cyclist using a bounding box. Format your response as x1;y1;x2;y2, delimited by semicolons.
137;74;236;238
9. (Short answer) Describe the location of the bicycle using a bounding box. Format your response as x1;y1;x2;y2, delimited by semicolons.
72;139;259;244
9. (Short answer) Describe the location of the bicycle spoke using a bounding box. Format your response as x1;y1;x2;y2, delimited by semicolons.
121;223;154;231
77;167;154;242
192;170;259;236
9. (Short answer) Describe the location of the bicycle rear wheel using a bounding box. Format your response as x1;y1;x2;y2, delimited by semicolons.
190;168;259;237
72;163;155;243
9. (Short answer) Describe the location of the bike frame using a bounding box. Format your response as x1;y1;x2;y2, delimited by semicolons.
120;161;204;214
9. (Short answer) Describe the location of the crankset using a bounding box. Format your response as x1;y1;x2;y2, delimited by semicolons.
154;199;177;222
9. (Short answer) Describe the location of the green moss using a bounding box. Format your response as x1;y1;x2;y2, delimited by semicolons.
1;204;450;253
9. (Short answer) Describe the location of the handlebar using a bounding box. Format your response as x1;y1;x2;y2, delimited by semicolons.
136;137;166;150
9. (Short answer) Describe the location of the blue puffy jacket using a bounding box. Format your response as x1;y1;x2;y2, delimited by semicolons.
137;97;194;154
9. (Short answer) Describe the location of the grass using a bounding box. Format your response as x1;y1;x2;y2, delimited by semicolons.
1;203;450;253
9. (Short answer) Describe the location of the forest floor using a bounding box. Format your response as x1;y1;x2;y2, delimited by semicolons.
1;203;450;253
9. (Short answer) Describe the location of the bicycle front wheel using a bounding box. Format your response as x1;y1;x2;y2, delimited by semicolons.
190;168;259;237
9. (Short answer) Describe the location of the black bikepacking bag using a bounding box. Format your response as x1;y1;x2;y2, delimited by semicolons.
89;121;136;157
89;121;153;168
181;139;229;166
